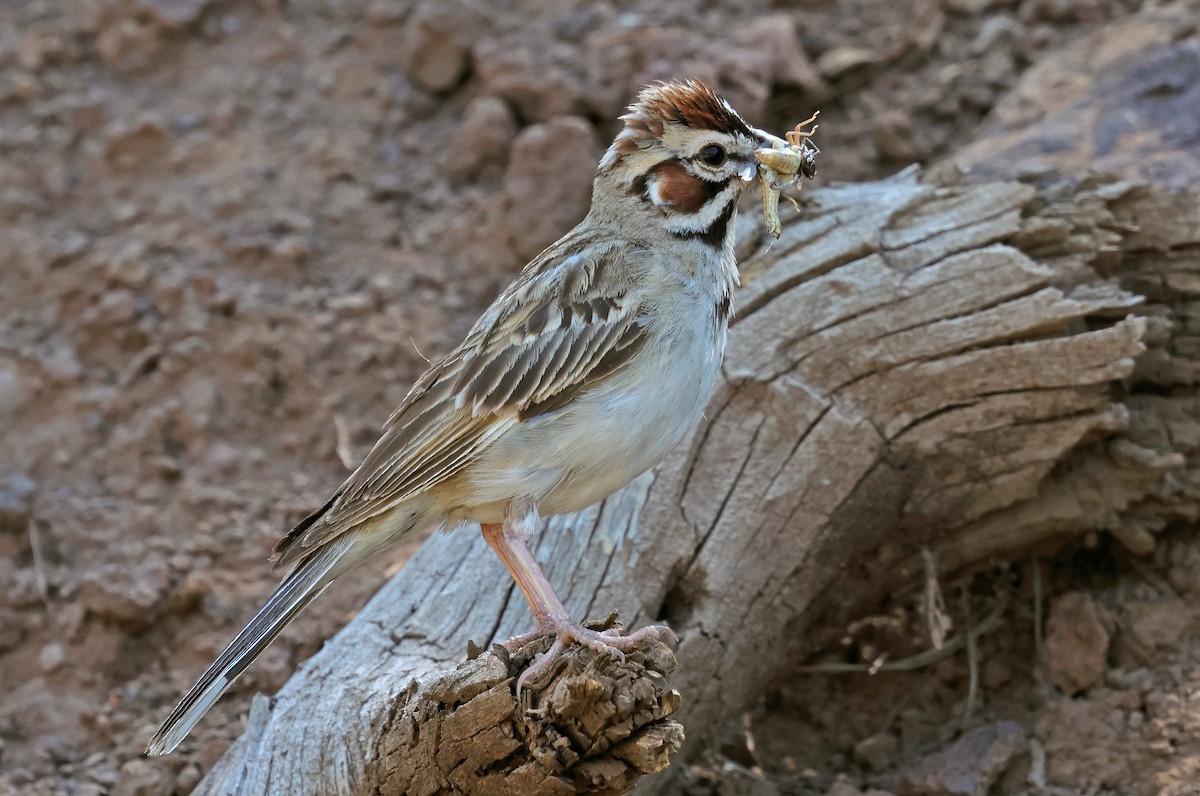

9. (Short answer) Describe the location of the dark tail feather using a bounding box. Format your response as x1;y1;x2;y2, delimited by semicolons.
146;536;353;755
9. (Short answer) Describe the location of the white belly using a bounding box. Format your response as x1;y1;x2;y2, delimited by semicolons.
464;306;726;519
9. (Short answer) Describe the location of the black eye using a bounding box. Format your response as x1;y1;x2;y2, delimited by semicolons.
800;152;817;179
699;144;726;167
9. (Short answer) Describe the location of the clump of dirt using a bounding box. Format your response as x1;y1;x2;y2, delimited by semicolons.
0;0;1195;794
693;532;1200;796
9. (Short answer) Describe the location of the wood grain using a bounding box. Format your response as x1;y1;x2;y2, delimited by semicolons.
195;168;1200;795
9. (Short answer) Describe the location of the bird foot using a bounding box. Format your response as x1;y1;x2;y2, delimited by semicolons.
506;614;676;692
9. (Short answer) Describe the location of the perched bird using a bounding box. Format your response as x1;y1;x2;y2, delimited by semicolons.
148;79;788;756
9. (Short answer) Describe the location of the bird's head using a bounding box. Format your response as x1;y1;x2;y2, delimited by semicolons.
591;80;779;245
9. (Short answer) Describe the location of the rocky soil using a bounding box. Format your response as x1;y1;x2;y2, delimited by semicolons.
0;0;1197;794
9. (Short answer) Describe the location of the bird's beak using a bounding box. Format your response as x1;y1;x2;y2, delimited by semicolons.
738;162;758;182
751;127;789;150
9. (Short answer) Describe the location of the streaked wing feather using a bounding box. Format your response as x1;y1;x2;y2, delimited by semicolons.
280;236;650;559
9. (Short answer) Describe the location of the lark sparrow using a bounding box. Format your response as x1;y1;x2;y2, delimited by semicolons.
148;80;797;755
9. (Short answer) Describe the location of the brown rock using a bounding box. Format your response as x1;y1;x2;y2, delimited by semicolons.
956;5;1200;190
45;229;92;267
1018;0;1109;24
175;764;203;793
1121;600;1196;664
112;758;175;796
69;99;107;136
0;368;30;419
732;15;825;94
6;73;36;104
94;16;163;72
272;235;311;263
980;657;1013;690
580;26;707;120
895;721;1026;796
710;49;772;126
474;40;583;123
79;559;170;625
445;96;518;182
80;290;139;328
18;30;68;73
716;765;781;796
1044;591;1109;694
500;116;600;261
0;476;35;547
400;1;477;93
366;0;405;26
104;119;172;172
250;644;294;692
816;47;879;80
854;732;900;771
1034;697;1128;787
969;14;1025;56
872;111;921;164
106;240;151;288
1166;537;1200;596
0;558;40;608
42;342;84;383
0;607;26;653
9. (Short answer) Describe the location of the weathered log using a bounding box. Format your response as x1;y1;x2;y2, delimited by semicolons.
196;166;1200;794
199;625;682;795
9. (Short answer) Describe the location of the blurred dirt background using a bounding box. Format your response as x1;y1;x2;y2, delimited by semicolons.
1;0;1198;794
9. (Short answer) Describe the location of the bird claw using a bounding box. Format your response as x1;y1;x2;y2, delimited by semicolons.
507;616;675;694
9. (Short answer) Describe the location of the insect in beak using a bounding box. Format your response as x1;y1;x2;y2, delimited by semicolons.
752;111;821;238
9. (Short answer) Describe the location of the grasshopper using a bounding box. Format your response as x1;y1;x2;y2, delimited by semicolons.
753;111;820;238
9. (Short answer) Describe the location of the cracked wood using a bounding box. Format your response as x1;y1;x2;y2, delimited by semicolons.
195;168;1200;795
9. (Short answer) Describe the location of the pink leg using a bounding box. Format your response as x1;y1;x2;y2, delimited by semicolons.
480;518;673;690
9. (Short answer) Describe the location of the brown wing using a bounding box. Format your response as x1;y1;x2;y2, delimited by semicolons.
272;236;651;566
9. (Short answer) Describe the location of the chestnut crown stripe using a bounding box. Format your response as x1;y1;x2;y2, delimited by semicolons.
610;80;756;161
629;80;755;138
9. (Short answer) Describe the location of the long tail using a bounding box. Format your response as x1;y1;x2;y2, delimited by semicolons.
146;536;354;755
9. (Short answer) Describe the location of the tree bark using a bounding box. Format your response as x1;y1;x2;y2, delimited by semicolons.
199;624;683;795
196;166;1200;795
